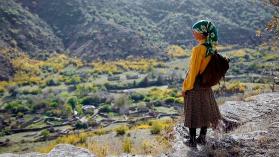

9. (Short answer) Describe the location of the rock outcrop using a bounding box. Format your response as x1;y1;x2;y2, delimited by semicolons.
0;144;96;157
169;92;279;157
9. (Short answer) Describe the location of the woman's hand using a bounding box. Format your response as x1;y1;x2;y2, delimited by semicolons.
181;90;186;97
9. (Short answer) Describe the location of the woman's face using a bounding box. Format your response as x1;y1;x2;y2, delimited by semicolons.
192;30;206;42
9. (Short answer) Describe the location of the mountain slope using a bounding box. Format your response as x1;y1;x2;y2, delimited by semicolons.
0;0;275;60
0;0;64;58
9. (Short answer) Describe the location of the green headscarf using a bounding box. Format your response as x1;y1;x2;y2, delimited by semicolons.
192;20;218;57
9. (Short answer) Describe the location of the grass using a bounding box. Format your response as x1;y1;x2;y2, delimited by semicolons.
122;137;132;153
34;118;175;156
86;142;109;157
154;106;177;114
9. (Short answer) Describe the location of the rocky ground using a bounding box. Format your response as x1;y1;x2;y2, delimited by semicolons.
0;92;278;157
169;92;279;157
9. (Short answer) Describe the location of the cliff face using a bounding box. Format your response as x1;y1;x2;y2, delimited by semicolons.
0;92;278;157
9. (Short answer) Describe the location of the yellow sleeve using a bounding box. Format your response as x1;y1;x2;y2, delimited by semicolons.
182;46;203;92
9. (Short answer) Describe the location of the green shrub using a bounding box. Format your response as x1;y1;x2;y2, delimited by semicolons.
4;101;30;114
130;92;145;102
75;121;88;129
99;104;113;113
65;76;81;85
143;96;151;102
17;112;24;118
76;84;98;96
31;100;49;113
40;130;50;138
67;96;78;109
80;96;96;105
50;99;59;108
46;79;60;86
76;104;83;115
164;97;176;103
46;109;64;117
115;125;129;136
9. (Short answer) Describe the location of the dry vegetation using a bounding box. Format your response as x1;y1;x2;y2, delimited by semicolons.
35;119;175;157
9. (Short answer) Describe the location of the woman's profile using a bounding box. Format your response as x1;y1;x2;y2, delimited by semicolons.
182;20;223;147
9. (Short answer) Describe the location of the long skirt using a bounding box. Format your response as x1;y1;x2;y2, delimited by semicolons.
184;74;222;129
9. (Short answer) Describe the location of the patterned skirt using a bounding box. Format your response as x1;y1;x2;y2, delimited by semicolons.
184;74;222;129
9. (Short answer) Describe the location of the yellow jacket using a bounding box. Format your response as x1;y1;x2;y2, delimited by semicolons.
182;40;212;92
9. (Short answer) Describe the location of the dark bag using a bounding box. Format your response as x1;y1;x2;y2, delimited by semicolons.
199;50;230;87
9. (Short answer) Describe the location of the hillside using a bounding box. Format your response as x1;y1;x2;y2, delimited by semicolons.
0;92;278;157
0;0;275;60
0;0;64;58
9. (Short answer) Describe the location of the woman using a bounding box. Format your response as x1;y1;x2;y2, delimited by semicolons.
182;20;222;147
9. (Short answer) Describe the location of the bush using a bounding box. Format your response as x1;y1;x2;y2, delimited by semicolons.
46;109;63;117
114;95;131;114
226;81;247;93
21;87;42;95
138;76;149;87
76;104;84;115
0;87;5;95
150;121;162;134
80;96;96;105
4;101;30;114
94;128;108;136
164;97;176;103
130;92;145;102
166;45;187;58
17;112;24;118
75;121;88;129
46;79;60;86
31;100;49;113
76;84;98;96
142;140;153;154
64;76;81;85
115;125;129;136
122;137;132;153
80;93;106;106
99;104;113;113
67;96;78;109
40;130;50;139
7;85;18;97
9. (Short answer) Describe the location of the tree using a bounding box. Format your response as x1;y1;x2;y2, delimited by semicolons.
67;96;78;110
139;76;149;87
114;95;131;114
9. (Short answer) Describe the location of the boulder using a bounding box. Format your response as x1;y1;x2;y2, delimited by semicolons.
0;144;96;157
